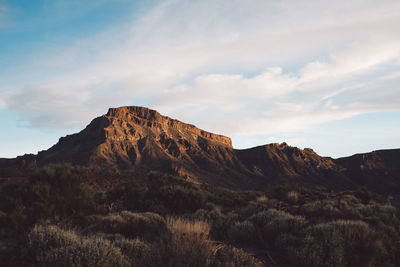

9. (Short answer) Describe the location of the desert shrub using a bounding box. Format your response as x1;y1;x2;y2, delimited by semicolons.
152;217;263;267
207;187;247;207
27;225;81;261
262;213;307;241
26;224;129;267
86;211;167;241
227;221;257;245
158;185;205;213
207;209;239;240
161;217;214;267
0;211;7;229
358;204;397;226
114;238;158;267
268;180;323;204
27;164;96;221
213;245;263;267
238;190;264;202
142;172;206;214
256;195;268;203
249;209;291;227
274;232;297;251
0;181;26;213
247;209;307;246
354;187;382;204
301;199;342;220
146;172;199;193
287;191;299;204
107;181;148;211
44;236;130;267
0;181;32;230
294;220;381;267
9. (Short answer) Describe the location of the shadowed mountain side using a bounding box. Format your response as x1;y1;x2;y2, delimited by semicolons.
0;106;399;193
234;144;357;190
335;149;400;194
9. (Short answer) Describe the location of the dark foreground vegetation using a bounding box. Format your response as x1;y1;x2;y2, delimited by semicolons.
0;163;399;266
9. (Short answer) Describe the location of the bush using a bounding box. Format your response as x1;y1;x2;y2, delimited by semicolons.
26;224;129;267
287;191;299;204
201;209;239;240
294;220;381;267
107;181;148;211
246;209;307;246
86;211;167;241
146;172;199;193
207;187;247;207
114;238;158;267
213;245;263;267
44;236;130;267
227;221;257;245
161;217;214;267
301;199;342;219
28;164;96;219
158;185;205;213
262;213;307;240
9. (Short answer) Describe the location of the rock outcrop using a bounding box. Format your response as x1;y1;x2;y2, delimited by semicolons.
1;106;399;192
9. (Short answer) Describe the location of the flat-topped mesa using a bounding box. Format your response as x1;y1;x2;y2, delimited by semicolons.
106;106;233;147
107;106;162;121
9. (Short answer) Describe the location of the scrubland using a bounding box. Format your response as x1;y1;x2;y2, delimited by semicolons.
0;164;399;266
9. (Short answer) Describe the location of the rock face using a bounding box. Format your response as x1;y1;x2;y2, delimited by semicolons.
335;149;400;194
1;106;399;192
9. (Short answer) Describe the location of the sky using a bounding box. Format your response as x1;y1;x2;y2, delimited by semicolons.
0;0;399;158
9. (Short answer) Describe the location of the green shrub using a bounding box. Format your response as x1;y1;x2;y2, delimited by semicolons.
114;238;158;267
301;199;342;219
28;163;96;220
213;245;263;267
207;187;247;207
205;209;239;240
246;209;307;246
86;211;167;241
264;216;306;240
107;181;148;211
27;225;81;261
26;224;129;267
158;185;205;213
146;172;199;193
249;209;293;227
227;221;257;245
44;236;130;267
294;220;380;267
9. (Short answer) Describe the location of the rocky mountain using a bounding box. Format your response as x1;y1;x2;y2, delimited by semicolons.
335;149;400;194
1;106;399;193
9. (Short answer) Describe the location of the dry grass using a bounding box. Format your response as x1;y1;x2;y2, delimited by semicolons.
256;195;268;203
164;217;262;267
287;191;299;204
164;217;214;266
167;217;211;239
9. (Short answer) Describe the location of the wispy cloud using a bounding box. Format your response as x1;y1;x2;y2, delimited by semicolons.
1;0;400;139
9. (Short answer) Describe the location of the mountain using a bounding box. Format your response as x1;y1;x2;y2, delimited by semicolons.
335;149;400;194
1;106;399;193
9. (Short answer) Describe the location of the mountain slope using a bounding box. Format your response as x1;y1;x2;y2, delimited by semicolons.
1;106;399;192
335;149;400;194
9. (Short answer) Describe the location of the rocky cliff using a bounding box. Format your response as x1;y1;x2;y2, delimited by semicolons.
1;106;399;192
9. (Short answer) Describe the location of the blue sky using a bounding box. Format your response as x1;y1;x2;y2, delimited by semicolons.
0;0;399;158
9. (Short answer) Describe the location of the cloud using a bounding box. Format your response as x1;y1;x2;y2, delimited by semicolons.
1;0;400;138
154;38;400;135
